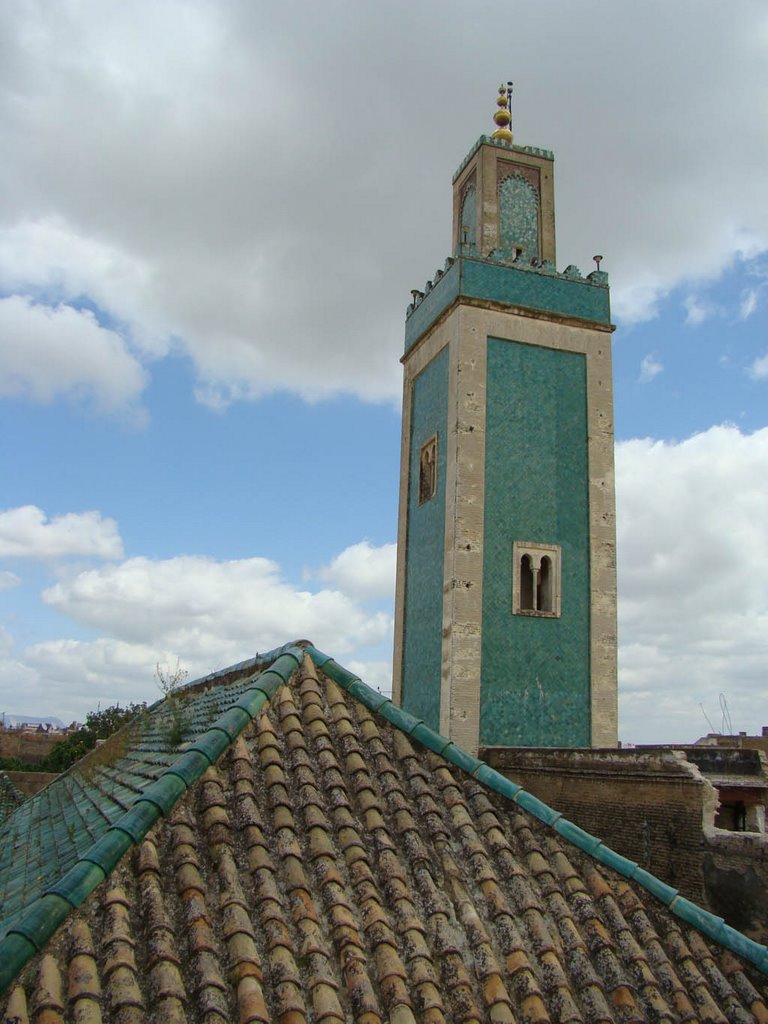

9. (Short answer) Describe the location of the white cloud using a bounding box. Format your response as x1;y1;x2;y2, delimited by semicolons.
344;660;393;697
0;625;13;656
314;540;397;601
740;288;759;320
0;1;766;406
748;353;768;380
684;294;718;326
611;276;667;325
0;546;395;721
0;506;124;561
616;425;768;742
17;639;161;722
42;554;391;656
638;353;663;383
0;219;160;350
0;571;20;591
0;295;148;419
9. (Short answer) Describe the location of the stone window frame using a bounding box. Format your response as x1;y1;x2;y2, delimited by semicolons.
512;541;561;617
418;435;438;505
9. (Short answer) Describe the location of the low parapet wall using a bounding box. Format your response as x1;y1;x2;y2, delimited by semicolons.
481;746;716;906
704;829;768;943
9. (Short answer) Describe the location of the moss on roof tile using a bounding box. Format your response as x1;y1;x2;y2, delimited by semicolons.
0;640;766;1021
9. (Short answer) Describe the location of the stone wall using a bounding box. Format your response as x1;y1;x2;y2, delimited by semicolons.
0;729;61;764
482;746;715;905
703;830;768;943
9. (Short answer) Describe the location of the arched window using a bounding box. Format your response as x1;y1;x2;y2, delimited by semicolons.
418;436;438;505
538;555;553;612
460;184;477;247
520;554;534;610
512;542;561;617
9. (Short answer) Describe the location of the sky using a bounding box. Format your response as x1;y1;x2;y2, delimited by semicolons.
1;0;767;743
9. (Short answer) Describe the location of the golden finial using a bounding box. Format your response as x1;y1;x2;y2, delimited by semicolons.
490;82;513;144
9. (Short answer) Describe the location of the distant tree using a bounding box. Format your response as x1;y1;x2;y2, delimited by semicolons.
36;702;146;774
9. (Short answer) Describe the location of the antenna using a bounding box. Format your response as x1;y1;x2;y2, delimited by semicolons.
700;702;717;734
719;693;733;735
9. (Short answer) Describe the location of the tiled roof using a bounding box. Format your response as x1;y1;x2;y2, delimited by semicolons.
1;643;767;1023
0;773;25;824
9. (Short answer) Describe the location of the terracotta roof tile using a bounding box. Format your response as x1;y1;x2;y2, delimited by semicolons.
1;646;767;1021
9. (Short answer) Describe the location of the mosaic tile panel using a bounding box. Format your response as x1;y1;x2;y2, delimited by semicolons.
480;338;591;746
401;347;449;730
499;173;539;258
404;256;610;353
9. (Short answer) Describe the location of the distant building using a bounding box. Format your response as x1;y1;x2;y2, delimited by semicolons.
690;727;768;832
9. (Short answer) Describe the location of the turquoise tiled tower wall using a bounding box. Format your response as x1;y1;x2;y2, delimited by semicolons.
400;348;448;729
395;128;616;751
480;339;591;746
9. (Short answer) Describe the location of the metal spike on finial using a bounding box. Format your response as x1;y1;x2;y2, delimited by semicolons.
490;82;513;144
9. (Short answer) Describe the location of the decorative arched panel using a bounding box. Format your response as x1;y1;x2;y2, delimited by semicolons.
460;184;477;247
499;174;539;258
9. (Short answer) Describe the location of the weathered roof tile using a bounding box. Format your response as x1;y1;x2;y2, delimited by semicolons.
1;647;767;1021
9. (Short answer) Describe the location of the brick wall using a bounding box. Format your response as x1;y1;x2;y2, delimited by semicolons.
481;746;715;905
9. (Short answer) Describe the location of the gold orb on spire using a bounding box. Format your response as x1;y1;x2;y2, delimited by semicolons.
490;82;513;144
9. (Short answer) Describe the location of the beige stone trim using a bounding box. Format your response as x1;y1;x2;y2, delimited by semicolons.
440;307;487;750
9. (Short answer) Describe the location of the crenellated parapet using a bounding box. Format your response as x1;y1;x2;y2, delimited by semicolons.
405;250;611;350
452;135;555;185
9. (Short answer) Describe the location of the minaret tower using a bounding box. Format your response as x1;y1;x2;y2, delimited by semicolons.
392;86;617;754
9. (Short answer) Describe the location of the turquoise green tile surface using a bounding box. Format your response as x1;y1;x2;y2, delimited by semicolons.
405;256;610;353
499;173;539;258
480;338;591;746
401;347;449;730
